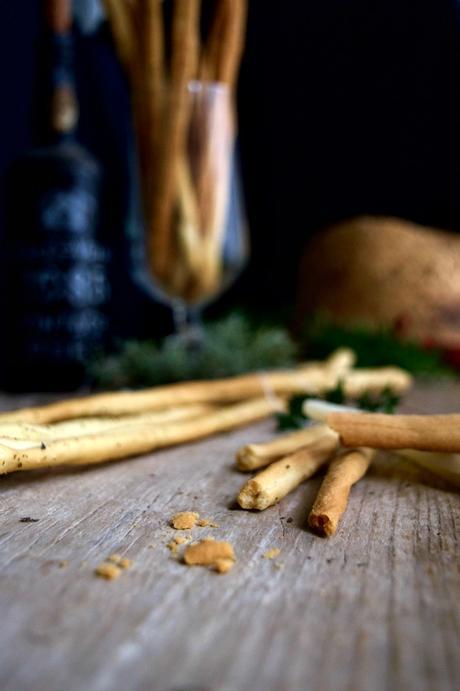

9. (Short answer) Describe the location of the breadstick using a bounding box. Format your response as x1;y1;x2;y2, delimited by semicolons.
308;448;375;537
236;423;332;471
342;367;411;396
0;405;215;442
148;0;201;282
215;0;247;88
200;0;227;81
49;404;216;437
103;0;137;75
0;361;410;425
324;347;356;377
0;362;333;424
397;449;460;487
237;433;339;511
0;397;281;475
141;0;166;211
0;423;55;441
322;412;460;453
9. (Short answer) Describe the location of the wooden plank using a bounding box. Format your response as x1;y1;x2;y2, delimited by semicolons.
0;384;458;691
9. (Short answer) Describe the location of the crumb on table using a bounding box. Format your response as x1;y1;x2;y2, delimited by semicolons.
171;511;199;530
184;538;235;574
263;548;281;560
95;562;122;581
197;518;219;528
167;535;191;554
107;554;133;569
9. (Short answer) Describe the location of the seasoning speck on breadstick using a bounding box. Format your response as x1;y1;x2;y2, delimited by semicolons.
236;423;332;472
308;448;375;537
237;432;339;511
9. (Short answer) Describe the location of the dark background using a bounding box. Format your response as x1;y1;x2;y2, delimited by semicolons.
1;0;460;324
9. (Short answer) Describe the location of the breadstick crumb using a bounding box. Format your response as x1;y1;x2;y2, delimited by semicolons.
95;562;122;580
197;517;219;528
263;548;280;560
171;511;199;530
183;538;235;573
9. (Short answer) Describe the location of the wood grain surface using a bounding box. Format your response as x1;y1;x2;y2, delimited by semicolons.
0;382;459;691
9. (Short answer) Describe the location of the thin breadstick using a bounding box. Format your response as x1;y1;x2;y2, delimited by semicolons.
236;423;331;471
141;0;166;216
103;0;137;75
0;423;55;441
237;433;339;511
396;449;460;487
342;367;411;396
324;347;356;377
0;362;327;423
50;404;216;437
0;438;43;451
321;412;460;453
0;405;215;441
148;0;201;282
0;361;410;425
0;397;282;475
308;448;375;537
215;0;247;88
200;0;227;81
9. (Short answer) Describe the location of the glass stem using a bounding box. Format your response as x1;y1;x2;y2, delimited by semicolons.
171;300;204;350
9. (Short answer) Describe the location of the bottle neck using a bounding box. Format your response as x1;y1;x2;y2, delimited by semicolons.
49;32;79;142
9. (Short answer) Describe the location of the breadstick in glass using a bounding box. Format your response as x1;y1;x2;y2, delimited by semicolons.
236;433;339;511
308;448;375;537
236;423;332;472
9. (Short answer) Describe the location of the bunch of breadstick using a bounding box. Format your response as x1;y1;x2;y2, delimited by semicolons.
236;369;460;537
103;0;247;302
0;349;412;477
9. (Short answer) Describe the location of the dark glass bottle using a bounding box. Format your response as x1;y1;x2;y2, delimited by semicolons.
3;0;109;391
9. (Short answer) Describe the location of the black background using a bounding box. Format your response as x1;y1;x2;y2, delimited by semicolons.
1;0;460;323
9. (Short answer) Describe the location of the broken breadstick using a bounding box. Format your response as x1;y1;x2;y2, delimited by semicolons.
237;432;339;510
0;397;282;475
319;412;460;453
236;423;331;471
308;448;375;537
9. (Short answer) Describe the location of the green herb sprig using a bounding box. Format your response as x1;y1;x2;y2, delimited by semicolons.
276;383;401;431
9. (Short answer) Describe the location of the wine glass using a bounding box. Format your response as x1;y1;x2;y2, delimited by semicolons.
131;81;249;341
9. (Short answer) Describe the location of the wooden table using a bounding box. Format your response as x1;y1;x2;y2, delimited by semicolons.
0;383;459;691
